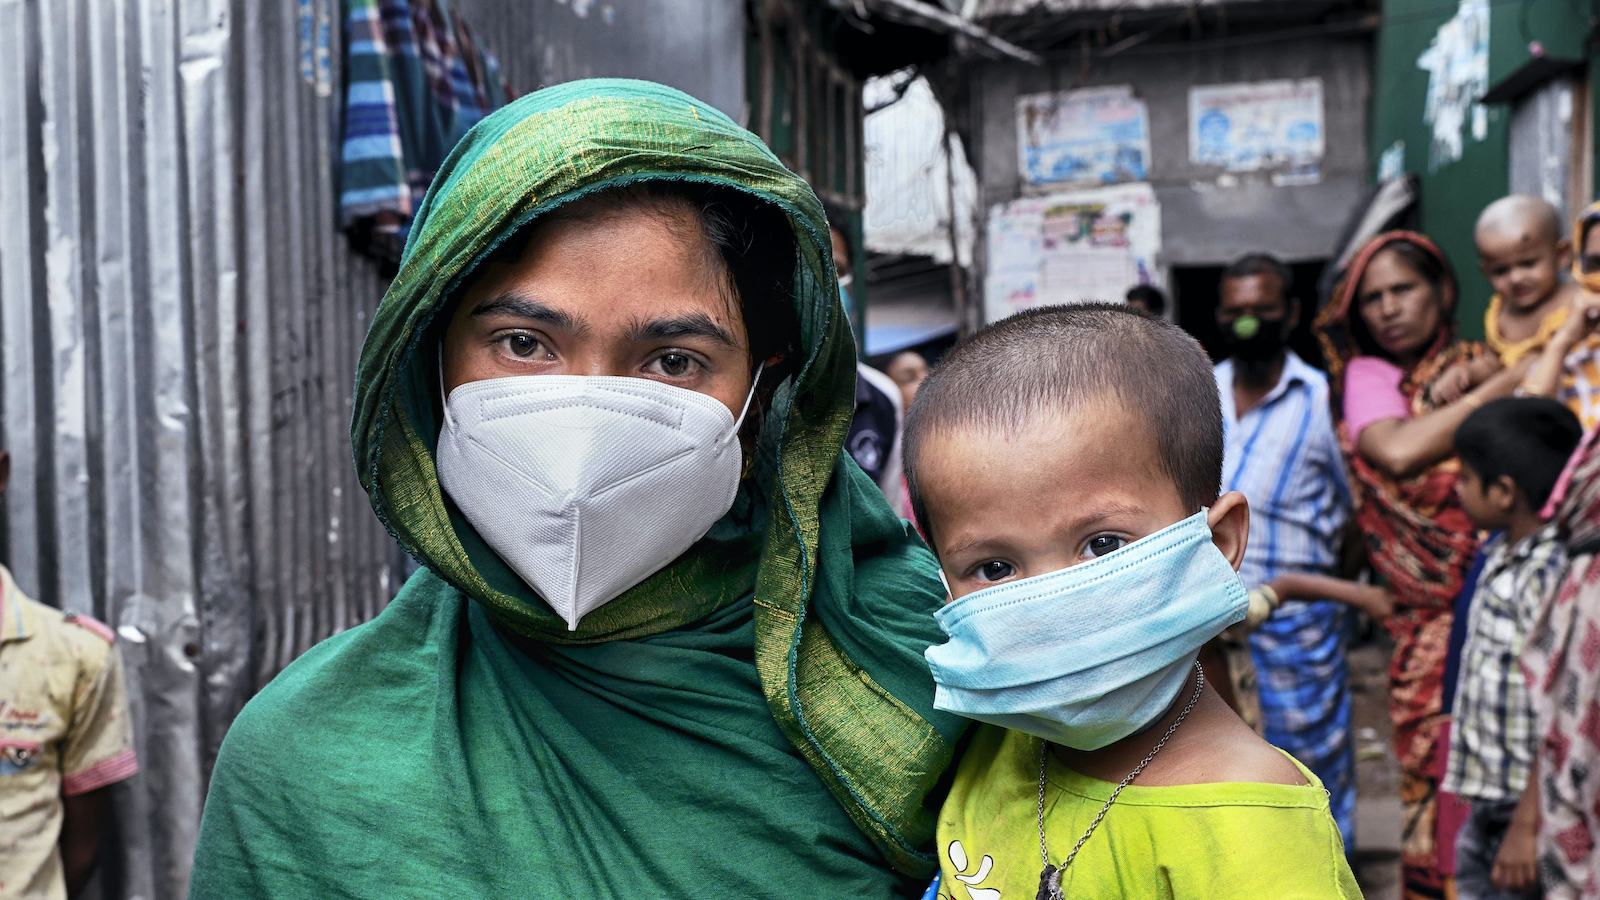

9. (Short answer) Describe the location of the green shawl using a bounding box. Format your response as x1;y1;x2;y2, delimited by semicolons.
189;80;962;899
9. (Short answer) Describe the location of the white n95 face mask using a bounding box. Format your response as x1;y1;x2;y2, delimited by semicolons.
436;369;760;631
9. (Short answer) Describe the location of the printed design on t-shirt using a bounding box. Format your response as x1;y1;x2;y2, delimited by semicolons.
0;739;42;775
946;839;1001;900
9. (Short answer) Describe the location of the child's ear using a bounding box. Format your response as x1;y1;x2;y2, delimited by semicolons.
1558;237;1574;272
1489;475;1522;513
1206;492;1250;571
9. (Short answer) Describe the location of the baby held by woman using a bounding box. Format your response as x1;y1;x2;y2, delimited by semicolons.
910;304;1359;899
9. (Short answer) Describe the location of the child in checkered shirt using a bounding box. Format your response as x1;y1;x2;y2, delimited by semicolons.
1446;397;1583;899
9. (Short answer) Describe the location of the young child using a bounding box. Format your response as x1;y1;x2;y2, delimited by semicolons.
1477;196;1580;365
906;304;1360;899
1443;398;1582;900
1463;195;1600;429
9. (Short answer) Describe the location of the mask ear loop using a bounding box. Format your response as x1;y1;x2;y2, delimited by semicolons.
438;343;455;431
721;361;765;445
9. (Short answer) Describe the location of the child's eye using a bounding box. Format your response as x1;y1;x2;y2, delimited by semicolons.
1082;535;1127;559
974;561;1015;583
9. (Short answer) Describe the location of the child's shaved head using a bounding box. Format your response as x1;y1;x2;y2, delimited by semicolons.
1475;195;1573;314
1476;195;1563;246
903;303;1223;538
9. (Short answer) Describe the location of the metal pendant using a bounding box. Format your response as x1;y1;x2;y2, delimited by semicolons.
1035;864;1063;900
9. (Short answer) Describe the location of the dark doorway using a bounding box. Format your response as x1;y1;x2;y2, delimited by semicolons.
1172;260;1329;369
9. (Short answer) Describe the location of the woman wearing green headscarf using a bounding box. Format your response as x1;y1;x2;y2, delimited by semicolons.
188;80;964;898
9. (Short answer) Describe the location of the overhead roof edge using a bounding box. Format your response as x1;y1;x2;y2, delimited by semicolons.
864;0;1045;64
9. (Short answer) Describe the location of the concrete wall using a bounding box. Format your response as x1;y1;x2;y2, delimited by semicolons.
967;33;1372;267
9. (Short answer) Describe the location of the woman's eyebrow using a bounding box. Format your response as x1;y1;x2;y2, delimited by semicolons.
630;313;738;347
472;292;585;333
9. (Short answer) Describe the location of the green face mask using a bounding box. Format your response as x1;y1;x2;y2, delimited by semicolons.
1221;312;1287;363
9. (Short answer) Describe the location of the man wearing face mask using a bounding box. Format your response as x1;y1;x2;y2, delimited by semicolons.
1213;253;1359;852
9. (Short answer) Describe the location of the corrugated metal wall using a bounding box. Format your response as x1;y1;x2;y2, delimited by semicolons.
449;0;746;121
0;0;402;896
0;0;757;895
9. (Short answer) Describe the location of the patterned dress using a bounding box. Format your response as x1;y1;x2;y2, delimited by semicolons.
1484;292;1600;431
1523;426;1600;899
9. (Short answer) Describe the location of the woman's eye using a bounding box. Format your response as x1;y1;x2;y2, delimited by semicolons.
1083;535;1127;559
499;334;544;359
975;561;1015;583
651;353;699;378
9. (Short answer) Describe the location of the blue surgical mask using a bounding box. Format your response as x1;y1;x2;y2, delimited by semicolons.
924;511;1247;750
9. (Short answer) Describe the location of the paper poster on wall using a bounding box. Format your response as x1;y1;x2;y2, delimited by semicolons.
1016;86;1151;187
1377;140;1407;182
1416;0;1489;170
1188;78;1324;177
984;183;1162;323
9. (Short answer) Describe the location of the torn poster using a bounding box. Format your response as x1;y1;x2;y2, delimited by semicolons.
984;183;1162;323
1188;78;1324;175
1416;0;1489;170
1378;140;1407;182
1016;86;1151;187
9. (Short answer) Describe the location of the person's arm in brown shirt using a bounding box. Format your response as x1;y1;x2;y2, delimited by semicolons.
60;786;110;896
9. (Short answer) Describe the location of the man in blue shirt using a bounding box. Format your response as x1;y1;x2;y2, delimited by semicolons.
1213;254;1357;849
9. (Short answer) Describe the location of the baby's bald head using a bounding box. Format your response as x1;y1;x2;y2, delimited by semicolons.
1476;195;1572;313
1476;195;1562;248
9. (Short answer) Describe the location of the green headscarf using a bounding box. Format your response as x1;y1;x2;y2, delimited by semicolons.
191;80;962;898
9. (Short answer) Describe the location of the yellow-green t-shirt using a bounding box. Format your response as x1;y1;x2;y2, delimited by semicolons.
935;726;1362;900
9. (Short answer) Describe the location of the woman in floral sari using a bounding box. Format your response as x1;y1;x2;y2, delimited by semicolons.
1316;232;1530;897
1524;346;1600;900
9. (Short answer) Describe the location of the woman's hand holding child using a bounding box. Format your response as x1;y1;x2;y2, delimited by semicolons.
1429;355;1503;407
